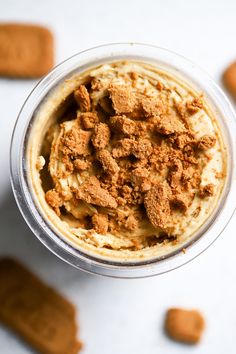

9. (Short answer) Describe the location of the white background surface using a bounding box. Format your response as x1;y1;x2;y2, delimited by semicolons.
0;0;236;353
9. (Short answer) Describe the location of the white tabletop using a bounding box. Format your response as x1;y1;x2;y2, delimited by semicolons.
0;0;236;353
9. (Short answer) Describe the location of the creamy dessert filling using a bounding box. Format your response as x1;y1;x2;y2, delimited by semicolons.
28;61;227;261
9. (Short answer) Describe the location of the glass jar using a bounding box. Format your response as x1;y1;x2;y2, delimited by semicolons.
10;43;236;278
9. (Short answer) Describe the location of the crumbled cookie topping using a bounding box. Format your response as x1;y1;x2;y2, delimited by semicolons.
109;84;136;114
144;182;172;230
41;62;222;251
198;183;214;198
92;213;109;234
197;135;216;150
91;123;110;149
45;189;63;216
74;176;117;209
155;114;186;135
96;149;120;178
74;158;90;171
79;112;99;129
61;127;91;156
186;96;203;114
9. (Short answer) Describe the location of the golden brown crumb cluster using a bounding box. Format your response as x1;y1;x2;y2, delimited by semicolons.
165;308;205;344
0;258;82;353
43;71;217;250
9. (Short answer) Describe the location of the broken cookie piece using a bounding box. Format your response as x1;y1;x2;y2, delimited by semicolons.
74;85;91;112
61;127;91;157
155;114;186;135
197;135;216;150
144;182;172;230
171;191;194;212
109;84;136;114
133;138;153;159
92;213;109;234
124;214;138;231
167;159;183;189
96;149;120;177
45;189;63;216
131;167;151;192
141;96;166;117
165;308;205;344
79;112;99;129
91;123;110;149
75;176;117;208
168;159;196;212
0;258;82;354
186;96;203;114
171;133;194;149
112;138;134;158
74;158;90;171
198;183;214;198
110;115;137;135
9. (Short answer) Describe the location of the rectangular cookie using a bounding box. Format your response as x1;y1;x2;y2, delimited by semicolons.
0;23;54;78
0;258;82;354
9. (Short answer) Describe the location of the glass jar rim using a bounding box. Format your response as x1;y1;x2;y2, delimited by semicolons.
10;42;236;278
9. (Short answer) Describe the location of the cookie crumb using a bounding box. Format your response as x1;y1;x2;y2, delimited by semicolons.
141;96;166;117
155;115;186;135
144;182;172;230
96;149;120;177
110;115;137;135
45;189;62;216
133;139;153;159
74;85;91;112
186;95;203;114
74;158;90;171
165;308;205;344
91;123;110;149
92;213;109;234
109;84;136;114
171;192;193;212
79;112;99;129
197;135;216;150
62;127;91;157
131;167;151;192
112;138;134;158
125;214;138;231
199;183;214;198
75;176;117;208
